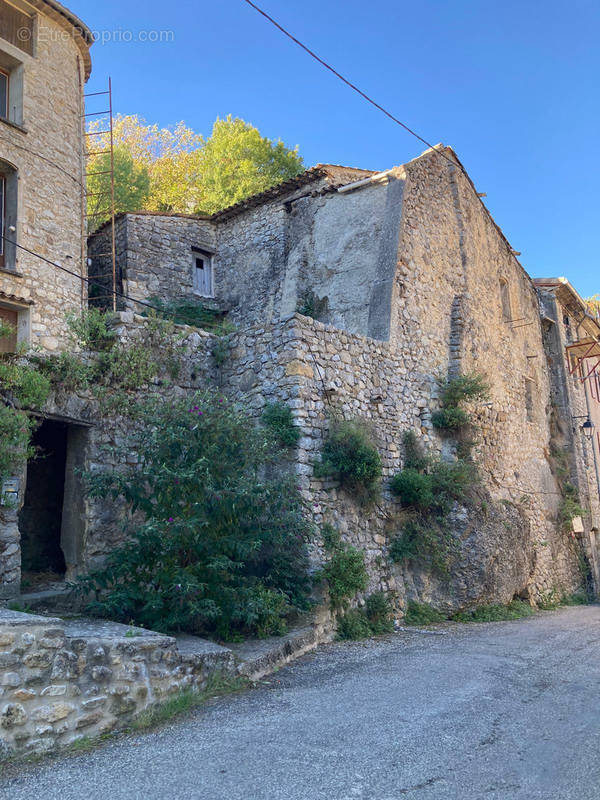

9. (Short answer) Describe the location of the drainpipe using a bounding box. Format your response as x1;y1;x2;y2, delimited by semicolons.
337;169;395;194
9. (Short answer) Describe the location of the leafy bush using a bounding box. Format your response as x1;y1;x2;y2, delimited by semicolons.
430;407;470;432
402;430;429;471
320;533;368;610
144;297;226;331
429;459;476;511
0;361;51;409
389;431;476;575
364;592;395;635
390;468;434;510
337;592;394;640
558;482;585;531
432;372;489;433
316;419;382;502
389;517;456;576
452;599;535;623
66;308;116;351
0;351;51;484
38;352;93;392
403;601;446;626
337;609;372;640
438;373;489;407
391;433;475;515
74;392;312;640
262;402;300;447
0;406;35;485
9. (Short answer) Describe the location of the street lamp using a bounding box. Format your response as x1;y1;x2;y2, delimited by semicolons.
581;417;595;441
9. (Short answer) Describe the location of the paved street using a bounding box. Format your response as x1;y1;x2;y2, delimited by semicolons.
2;605;600;800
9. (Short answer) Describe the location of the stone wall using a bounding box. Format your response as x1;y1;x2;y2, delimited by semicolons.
0;3;90;350
220;313;583;609
0;609;234;758
88;214;217;312
537;284;600;587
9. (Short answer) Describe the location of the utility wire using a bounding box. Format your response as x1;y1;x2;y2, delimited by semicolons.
0;235;221;329
241;0;458;168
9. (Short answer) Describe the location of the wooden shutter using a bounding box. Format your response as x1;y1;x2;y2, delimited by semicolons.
0;1;34;56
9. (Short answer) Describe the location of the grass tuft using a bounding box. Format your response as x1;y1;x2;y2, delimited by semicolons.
403;601;446;626
131;674;249;731
452;599;535;623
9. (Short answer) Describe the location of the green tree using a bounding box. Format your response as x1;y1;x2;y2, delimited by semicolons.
85;114;303;220
586;295;600;319
196;115;304;213
87;146;150;229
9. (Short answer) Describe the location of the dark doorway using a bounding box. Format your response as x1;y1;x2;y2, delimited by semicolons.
19;419;68;576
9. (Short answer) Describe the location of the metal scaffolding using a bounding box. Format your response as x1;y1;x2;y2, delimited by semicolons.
83;78;117;311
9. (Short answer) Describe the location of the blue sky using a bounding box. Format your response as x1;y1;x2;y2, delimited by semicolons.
72;0;599;297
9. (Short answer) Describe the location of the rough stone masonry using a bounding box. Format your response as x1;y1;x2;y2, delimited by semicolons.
87;146;600;610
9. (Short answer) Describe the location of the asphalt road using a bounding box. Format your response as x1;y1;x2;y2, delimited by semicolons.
3;605;600;800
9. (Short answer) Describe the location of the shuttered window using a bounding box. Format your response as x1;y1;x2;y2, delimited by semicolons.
192;247;213;297
0;69;7;119
0;1;34;57
0;175;5;267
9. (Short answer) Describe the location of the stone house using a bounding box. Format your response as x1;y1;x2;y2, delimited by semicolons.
534;277;600;586
0;0;598;614
88;145;600;609
0;0;92;353
0;0;92;596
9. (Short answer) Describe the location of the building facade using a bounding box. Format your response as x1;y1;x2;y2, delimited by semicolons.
0;0;91;352
86;146;600;609
0;0;92;597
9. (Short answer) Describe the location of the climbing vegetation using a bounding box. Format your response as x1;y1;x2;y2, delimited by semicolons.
0;321;51;484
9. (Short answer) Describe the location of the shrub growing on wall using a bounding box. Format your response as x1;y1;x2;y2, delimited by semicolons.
75;392;313;640
262;401;301;448
431;372;489;433
389;432;476;575
315;418;382;502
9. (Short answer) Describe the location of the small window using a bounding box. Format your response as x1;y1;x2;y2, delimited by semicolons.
500;278;511;322
0;50;25;126
0;174;5;267
0;160;17;269
192;247;213;297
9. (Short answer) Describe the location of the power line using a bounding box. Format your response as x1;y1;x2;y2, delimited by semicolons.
240;0;457;168
0;235;221;329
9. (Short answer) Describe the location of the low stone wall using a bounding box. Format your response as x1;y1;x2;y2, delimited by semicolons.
0;609;234;758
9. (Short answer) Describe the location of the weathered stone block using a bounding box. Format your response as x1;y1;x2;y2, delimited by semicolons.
1;703;27;728
32;702;76;723
41;685;67;697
